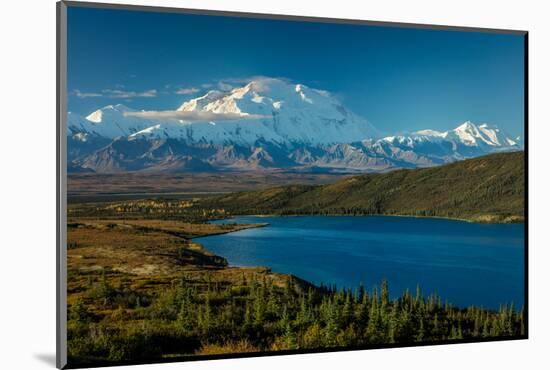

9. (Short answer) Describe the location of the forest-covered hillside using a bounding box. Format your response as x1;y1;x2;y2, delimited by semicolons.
199;151;525;223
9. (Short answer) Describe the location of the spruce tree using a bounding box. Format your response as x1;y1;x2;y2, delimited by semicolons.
324;299;339;346
415;318;425;342
388;304;399;343
283;322;297;349
482;316;490;338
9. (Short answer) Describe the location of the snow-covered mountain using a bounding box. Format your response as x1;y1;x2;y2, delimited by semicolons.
67;77;522;173
374;121;523;164
413;121;520;148
69;78;379;146
68;105;154;139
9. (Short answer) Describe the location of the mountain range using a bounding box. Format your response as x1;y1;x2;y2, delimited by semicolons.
67;77;522;173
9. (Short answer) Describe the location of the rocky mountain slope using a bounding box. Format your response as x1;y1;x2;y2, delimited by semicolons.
67;77;522;173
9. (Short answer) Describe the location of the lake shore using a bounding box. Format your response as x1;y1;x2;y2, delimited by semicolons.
190;222;269;239
207;212;524;225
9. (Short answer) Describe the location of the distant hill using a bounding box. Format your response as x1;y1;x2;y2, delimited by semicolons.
199;151;525;223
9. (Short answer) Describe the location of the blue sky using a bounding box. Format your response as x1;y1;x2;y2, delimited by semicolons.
67;6;525;137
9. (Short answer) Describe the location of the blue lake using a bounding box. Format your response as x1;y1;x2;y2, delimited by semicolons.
197;216;524;309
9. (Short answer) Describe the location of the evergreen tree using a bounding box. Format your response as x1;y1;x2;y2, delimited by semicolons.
482;316;490;338
357;282;365;304
357;292;370;332
341;293;353;328
457;323;463;339
520;307;525;336
303;323;323;348
337;324;358;347
283;322;297;349
177;294;194;332
432;312;440;338
242;302;252;333
388;303;399;343
473;310;481;337
415;318;425;342
253;293;266;326
381;280;390;311
365;292;382;343
324;298;339;346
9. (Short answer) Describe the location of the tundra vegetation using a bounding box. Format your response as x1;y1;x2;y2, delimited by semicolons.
67;152;525;366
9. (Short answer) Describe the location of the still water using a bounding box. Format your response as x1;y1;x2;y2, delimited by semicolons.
198;216;524;309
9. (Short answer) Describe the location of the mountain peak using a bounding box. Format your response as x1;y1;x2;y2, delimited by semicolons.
86;104;133;123
177;90;225;112
167;77;380;144
448;121;516;147
85;109;103;124
455;121;478;131
177;77;324;114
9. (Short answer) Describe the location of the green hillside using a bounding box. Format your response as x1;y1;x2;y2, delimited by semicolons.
200;151;525;223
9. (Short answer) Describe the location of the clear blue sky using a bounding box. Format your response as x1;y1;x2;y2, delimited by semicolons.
67;6;525;137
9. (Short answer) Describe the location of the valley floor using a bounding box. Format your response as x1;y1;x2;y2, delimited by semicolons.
66;196;525;367
67;172;349;203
